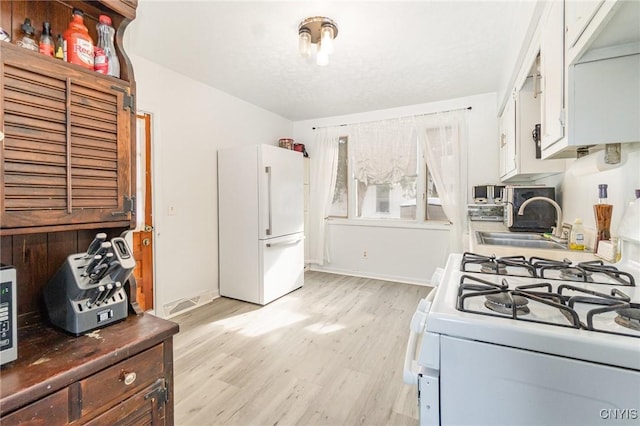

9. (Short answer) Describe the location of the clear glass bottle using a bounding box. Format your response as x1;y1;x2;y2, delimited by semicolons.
16;18;38;52
593;183;612;252
96;15;120;78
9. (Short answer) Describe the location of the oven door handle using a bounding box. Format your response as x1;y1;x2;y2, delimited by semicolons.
403;289;436;385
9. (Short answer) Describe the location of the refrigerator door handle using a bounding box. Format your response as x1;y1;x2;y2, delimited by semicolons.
266;236;305;248
265;166;272;236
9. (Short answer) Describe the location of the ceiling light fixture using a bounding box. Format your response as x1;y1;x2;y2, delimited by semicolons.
298;16;338;66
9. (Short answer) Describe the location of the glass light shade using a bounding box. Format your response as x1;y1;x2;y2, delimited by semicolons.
316;49;329;66
320;24;335;54
298;30;311;58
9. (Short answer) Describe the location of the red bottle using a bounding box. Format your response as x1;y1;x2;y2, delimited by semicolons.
63;8;94;69
39;22;54;56
94;47;108;74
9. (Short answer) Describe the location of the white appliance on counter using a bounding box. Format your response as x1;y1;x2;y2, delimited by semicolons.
218;144;304;305
404;200;640;425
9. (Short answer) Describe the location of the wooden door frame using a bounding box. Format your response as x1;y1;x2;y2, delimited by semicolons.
132;112;155;311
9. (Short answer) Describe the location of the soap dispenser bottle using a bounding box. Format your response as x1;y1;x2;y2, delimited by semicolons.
569;218;585;251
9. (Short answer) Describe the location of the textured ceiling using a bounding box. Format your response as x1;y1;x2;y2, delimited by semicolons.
127;1;537;121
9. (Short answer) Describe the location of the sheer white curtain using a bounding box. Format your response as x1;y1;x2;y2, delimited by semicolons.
415;109;469;252
308;127;341;265
348;117;417;185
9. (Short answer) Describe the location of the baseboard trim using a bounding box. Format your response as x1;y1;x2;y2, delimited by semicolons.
308;266;432;287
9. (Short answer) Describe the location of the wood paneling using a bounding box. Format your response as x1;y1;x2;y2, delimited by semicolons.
11;233;48;325
0;1;12;36
0;228;125;327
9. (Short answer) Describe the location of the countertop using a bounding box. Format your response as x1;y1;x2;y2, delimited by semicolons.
466;220;601;262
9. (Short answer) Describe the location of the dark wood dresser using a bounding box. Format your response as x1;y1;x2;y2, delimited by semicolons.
0;314;179;425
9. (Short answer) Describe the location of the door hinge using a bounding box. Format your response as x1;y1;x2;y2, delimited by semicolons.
111;196;136;216
124;196;136;213
145;378;169;409
110;85;135;112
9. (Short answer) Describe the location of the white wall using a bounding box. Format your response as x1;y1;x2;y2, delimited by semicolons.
320;222;450;285
537;144;640;247
129;54;292;317
293;93;499;284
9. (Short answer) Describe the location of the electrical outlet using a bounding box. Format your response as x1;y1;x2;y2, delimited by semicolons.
363;250;368;259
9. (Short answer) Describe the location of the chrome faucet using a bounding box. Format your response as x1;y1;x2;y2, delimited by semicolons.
518;196;565;240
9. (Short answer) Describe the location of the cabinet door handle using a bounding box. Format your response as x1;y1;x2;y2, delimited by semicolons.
121;371;137;386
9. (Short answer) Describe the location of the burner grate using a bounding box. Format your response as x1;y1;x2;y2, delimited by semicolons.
456;275;580;328
460;253;636;287
556;285;637;337
456;276;638;337
461;252;536;277
578;260;636;287
615;307;640;331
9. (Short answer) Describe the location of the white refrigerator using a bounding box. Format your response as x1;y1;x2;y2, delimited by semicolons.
218;144;304;305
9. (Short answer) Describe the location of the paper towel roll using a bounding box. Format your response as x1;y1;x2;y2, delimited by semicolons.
618;198;640;243
568;149;628;176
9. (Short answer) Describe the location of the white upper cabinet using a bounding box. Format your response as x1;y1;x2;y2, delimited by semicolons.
499;94;516;179
570;52;640;147
540;0;565;152
565;0;604;49
547;0;640;158
500;55;565;183
566;0;640;66
501;0;638;160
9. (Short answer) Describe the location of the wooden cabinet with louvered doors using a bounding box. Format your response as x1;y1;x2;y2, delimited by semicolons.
1;42;134;233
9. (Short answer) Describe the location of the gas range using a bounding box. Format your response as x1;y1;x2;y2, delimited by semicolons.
457;252;639;339
404;199;640;426
424;252;640;370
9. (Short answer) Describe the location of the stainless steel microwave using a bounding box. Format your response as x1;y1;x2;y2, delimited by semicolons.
504;186;556;233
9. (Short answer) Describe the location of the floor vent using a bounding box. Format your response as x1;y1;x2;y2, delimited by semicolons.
163;297;200;317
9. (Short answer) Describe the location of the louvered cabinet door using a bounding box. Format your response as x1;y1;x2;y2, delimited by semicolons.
1;45;133;231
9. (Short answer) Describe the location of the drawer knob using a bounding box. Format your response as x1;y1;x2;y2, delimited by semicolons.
121;371;137;386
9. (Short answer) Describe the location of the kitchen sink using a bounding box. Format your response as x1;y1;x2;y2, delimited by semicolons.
476;231;567;250
477;232;546;240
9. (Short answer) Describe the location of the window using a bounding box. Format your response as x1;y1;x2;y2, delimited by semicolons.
375;185;390;213
357;175;416;219
329;137;349;217
329;136;443;222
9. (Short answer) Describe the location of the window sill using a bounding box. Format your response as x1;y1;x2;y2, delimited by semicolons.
326;217;451;230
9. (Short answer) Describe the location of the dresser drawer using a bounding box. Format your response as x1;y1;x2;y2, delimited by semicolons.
80;344;164;418
1;388;68;426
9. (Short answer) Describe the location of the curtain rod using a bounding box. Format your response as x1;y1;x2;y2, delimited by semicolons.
311;106;472;130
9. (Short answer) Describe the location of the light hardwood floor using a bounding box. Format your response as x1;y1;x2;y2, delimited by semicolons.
171;271;433;426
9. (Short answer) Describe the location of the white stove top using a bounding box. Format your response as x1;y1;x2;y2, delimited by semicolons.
426;253;640;371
